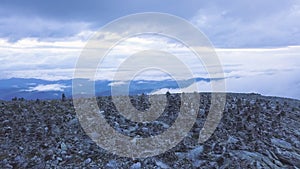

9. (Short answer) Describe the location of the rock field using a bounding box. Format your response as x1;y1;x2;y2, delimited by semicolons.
0;93;300;168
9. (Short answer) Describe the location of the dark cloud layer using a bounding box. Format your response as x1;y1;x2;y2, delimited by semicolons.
1;0;203;22
0;0;206;41
0;0;299;47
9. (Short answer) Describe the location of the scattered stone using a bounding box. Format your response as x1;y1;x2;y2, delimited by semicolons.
227;136;239;144
60;142;67;151
130;162;141;169
187;145;203;160
271;138;292;150
275;148;300;166
84;158;92;164
106;160;119;168
155;160;170;169
0;93;299;168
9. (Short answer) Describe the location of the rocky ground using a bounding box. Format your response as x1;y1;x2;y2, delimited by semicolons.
0;93;300;168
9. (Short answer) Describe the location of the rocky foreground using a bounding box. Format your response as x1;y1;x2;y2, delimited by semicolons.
0;93;300;168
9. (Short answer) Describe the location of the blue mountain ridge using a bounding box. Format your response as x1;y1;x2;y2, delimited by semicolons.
0;77;219;100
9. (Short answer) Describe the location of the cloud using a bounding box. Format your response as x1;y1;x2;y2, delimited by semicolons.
1;34;300;82
0;1;299;100
2;69;75;81
191;0;300;48
0;0;206;41
108;81;126;86
225;69;300;99
150;44;300;99
0;36;86;80
0;0;205;21
24;84;70;92
0;16;92;42
151;80;212;95
152;68;300;100
0;12;300;98
0;1;299;48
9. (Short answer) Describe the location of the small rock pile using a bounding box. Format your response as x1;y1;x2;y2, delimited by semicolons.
0;93;300;168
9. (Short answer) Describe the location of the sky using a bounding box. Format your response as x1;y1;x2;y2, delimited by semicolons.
0;0;299;99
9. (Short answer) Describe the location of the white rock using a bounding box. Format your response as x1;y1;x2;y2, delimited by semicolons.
84;158;92;164
155;160;170;169
130;162;141;169
187;145;204;160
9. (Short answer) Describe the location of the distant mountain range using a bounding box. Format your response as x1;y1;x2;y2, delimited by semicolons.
0;77;215;100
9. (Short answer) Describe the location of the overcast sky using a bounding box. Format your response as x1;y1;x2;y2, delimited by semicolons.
0;0;299;99
1;0;299;47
